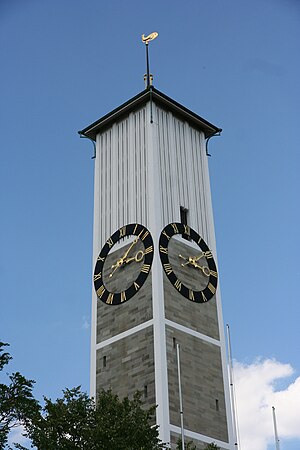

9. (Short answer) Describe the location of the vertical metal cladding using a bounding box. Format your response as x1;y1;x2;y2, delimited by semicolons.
155;106;210;242
95;106;149;246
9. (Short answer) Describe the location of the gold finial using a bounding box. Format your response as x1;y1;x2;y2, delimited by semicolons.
141;32;158;44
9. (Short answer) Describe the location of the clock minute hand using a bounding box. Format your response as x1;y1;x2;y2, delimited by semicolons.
109;238;139;278
121;238;138;260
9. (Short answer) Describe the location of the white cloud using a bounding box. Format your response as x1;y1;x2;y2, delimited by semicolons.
233;358;300;450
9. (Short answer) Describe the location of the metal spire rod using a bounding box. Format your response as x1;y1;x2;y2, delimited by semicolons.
272;406;280;450
226;324;239;449
141;32;158;88
176;343;185;450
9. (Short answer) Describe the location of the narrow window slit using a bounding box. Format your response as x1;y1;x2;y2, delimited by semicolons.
173;337;176;349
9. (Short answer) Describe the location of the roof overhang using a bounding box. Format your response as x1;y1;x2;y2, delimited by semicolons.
78;87;222;141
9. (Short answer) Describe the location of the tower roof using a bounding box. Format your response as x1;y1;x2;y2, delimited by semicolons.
78;87;221;141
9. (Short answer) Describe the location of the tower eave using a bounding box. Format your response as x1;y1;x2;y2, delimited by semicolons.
78;87;222;141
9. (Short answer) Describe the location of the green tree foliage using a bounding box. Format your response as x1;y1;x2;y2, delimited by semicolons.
176;436;196;449
0;342;39;449
22;387;166;450
176;438;220;450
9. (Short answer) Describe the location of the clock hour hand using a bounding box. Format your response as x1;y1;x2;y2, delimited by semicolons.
124;250;145;264
179;254;209;276
192;262;210;276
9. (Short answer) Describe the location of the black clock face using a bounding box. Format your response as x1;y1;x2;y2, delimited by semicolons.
94;223;154;306
159;222;218;303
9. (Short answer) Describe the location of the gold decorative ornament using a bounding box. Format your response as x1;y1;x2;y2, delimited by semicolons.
141;32;159;44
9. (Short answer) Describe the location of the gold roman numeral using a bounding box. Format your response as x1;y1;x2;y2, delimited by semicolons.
171;223;179;233
96;285;106;298
201;291;208;302
174;279;182;291
197;237;202;245
210;270;218;278
144;245;153;254
106;237;114;248
94;272;102;281
162;230;170;240
205;251;213;259
139;229;149;241
159;245;168;254
120;291;126;303
97;256;105;262
183;225;190;236
106;293;114;304
189;290;195;301
163;263;173;275
141;264;151;273
133;224;138;234
207;283;216;295
134;282;140;291
119;226;126;238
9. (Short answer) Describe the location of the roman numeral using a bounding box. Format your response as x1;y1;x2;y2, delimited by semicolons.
207;283;216;295
159;245;168;254
106;237;114;248
141;264;151;273
210;270;218;278
204;251;213;259
133;224;138;234
97;256;105;262
94;272;102;281
96;285;106;298
120;291;126;302
134;282;140;291
144;245;153;254
171;223;179;233
189;290;195;301
162;230;170;240
139;229;149;241
163;263;173;275
183;225;190;236
106;293;114;304
197;237;202;245
119;226;126;238
174;279;182;291
201;291;208;302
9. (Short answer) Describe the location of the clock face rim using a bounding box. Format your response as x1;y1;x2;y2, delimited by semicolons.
94;223;154;306
159;222;218;303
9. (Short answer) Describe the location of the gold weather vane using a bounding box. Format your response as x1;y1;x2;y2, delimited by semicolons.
141;32;158;44
141;32;158;88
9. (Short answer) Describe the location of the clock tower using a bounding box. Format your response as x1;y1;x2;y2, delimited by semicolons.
79;86;235;449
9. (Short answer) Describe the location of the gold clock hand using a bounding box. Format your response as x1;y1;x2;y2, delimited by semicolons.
194;252;206;261
179;254;190;266
179;254;187;260
124;250;145;264
122;238;138;260
109;259;123;278
193;262;210;276
109;238;139;278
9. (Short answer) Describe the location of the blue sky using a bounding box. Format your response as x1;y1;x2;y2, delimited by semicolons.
1;1;299;449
